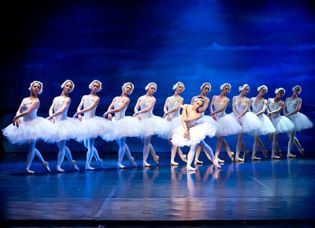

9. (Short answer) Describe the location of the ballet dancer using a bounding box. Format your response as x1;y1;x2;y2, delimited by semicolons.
2;81;55;174
103;82;138;168
163;81;187;166
171;97;220;171
284;85;313;158
47;80;80;172
250;85;276;160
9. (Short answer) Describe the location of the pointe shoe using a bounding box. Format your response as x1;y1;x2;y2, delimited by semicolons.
143;161;151;167
170;161;179;166
130;157;137;167
271;155;281;159
43;161;51;172
227;151;235;162
213;159;221;169
287;153;296;158
117;163;126;169
299;148;305;156
251;156;261;161
26;169;35;174
56;166;65;173
71;160;80;171
181;154;187;163
262;150;268;159
217;157;225;163
235;157;244;162
194;160;203;165
96;159;105;168
153;155;159;165
186;165;196;171
85;165;95;170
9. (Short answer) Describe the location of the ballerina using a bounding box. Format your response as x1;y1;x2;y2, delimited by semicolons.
250;85;276;160
284;85;313;158
163;81;187;166
73;80;112;170
267;88;295;159
47;80;80;172
231;84;262;162
2;81;55;174
103;82;139;168
171;97;220;171
133;82;170;167
210;83;242;163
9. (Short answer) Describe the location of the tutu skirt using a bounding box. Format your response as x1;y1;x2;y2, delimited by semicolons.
75;116;113;141
271;116;295;133
216;114;242;136
288;112;313;132
140;115;171;139
167;116;182;139
252;114;276;135
171;119;216;147
104;116;143;140
231;112;262;133
54;117;84;141
2;117;58;144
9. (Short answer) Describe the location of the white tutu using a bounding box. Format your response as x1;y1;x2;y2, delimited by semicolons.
2;117;58;144
271;116;295;133
251;114;276;135
167;116;182;139
140;115;171;139
75;116;113;141
54;117;84;141
216;114;242;136
171;119;216;147
104;116;143;140
288;112;313;132
230;112;262;133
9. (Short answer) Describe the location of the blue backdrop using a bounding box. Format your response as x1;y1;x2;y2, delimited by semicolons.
1;0;314;155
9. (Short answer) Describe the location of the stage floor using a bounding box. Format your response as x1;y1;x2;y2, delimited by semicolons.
0;152;314;226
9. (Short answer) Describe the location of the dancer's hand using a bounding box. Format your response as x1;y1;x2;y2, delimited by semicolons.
183;129;190;139
12;116;20;127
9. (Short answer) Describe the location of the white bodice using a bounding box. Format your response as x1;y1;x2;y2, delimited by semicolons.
21;97;38;121
114;98;127;120
165;96;181;119
212;96;228;118
83;96;97;118
52;96;69;121
251;97;266;114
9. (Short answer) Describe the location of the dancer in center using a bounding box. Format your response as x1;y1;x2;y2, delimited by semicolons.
171;97;220;171
74;80;111;170
133;82;170;167
163;81;187;166
103;82;139;168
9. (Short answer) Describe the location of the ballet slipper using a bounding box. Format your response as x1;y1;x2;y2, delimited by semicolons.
227;151;235;162
235;157;244;162
153;155;159;165
96;159;105;168
251;156;261;161
117;163;126;169
287;153;296;158
212;159;221;169
181;154;187;162
271;155;281;159
71;160;80;171
299;148;305;156
130;157;137;167
170;161;179;166
85;165;95;170
262;150;268;159
143;160;151;167
42;161;51;172
56;166;65;173
194;160;203;165
26;169;35;174
186;165;196;171
217;157;225;163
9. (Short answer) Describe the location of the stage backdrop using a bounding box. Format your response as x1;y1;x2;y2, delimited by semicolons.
1;0;314;155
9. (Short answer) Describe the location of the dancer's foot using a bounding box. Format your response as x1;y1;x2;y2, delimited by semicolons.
85;165;95;170
180;154;187;163
235;157;244;162
251;156;261;161
42;161;51;172
26;169;35;174
242;151;250;161
299;148;305;156
170;161;179;166
130;157;137;167
143;160;151;167
194;159;203;165
227;151;235;162
71;160;80;171
287;153;296;158
186;165;196;171
117;163;126;169
96;159;105;168
217;157;225;163
213;159;221;169
153;155;159;165
262;150;268;159
271;155;281;159
56;166;65;173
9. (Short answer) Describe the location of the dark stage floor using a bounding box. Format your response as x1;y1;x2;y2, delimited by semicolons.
0;151;315;227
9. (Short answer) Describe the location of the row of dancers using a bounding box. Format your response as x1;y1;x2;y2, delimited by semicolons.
2;80;313;173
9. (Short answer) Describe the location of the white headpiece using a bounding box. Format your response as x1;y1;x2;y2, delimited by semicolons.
89;80;102;91
292;85;302;93
200;82;211;90
145;82;157;91
275;87;286;95
29;80;43;95
122;82;134;94
172;81;185;91
257;85;268;93
193;97;205;103
219;83;232;91
61;79;75;93
239;84;250;92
